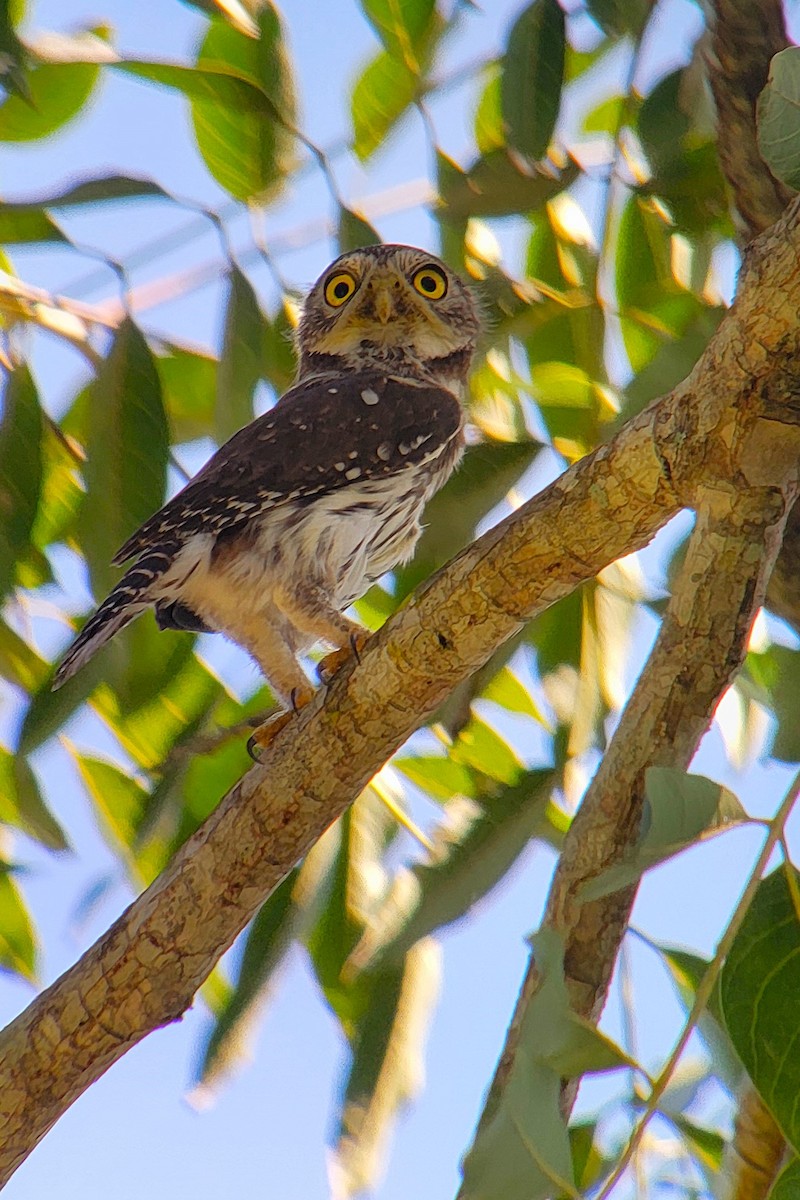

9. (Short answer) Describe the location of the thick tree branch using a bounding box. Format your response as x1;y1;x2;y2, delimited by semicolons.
5;190;800;1186
706;0;800;638
469;196;800;1149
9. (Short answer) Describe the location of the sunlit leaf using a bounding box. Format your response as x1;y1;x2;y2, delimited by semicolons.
0;747;69;850
349;770;556;972
190;5;297;201
0;28;103;141
438;148;579;220
360;0;435;67
749;645;800;762
474;66;504;154
500;0;565;162
180;0;259;37
351;49;417;161
0;208;69;244
0;862;37;980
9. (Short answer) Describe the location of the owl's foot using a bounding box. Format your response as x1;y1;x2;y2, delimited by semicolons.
317;630;370;685
247;685;315;761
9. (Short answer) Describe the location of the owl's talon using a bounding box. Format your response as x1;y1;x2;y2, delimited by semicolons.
317;631;370;685
247;687;315;760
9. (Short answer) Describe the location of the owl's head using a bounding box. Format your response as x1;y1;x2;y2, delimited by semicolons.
297;244;480;390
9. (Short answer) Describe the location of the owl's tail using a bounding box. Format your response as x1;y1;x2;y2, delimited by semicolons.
52;555;170;690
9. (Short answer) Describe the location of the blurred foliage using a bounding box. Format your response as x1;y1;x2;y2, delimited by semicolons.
2;0;800;1195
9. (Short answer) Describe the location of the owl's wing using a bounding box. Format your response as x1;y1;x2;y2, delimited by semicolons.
112;371;463;564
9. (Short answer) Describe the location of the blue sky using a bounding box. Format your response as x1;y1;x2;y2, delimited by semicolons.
2;1;800;1197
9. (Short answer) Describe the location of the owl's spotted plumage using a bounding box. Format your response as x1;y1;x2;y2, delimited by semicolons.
54;244;480;748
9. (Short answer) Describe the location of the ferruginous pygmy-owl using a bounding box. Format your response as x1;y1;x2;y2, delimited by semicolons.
54;244;481;753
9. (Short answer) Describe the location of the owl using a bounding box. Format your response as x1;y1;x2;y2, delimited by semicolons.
54;244;481;755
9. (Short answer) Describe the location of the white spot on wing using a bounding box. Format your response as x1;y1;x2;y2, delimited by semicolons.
345;466;362;480
361;388;379;405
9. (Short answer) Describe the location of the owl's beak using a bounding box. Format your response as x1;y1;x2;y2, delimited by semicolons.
374;286;394;325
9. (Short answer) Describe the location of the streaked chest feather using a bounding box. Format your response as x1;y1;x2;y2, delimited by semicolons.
174;439;462;628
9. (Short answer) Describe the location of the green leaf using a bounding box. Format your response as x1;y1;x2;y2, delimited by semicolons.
0;620;48;693
361;0;435;66
438;149;579;220
459;1055;573;1200
351;49;417;161
190;5;297;201
349;770;556;972
657;943;743;1093
501;0;565;162
395;754;478;800
452;716;524;786
0;748;69;850
482;665;547;723
615;195;691;371
333;941;440;1200
474;67;504;154
638;71;690;173
721;868;800;1153
72;754;151;860
307;792;395;1028
768;1157;800;1199
262;300;297;394
0;0;32;104
338;206;381;253
0;33;101;141
525;927;633;1077
585;0;652;36
750;646;800;762
0;364;43;601
0;173;172;213
459;931;629;1200
757;48;800;191
0;208;68;244
580;768;749;901
79;318;169;598
0;862;37;981
157;344;218;442
216;267;263;442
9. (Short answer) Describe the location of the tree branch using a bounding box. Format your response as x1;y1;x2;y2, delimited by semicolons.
5;188;800;1186
467;197;800;1154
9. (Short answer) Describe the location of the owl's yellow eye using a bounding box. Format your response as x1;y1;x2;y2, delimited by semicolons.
324;271;357;307
412;265;448;300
